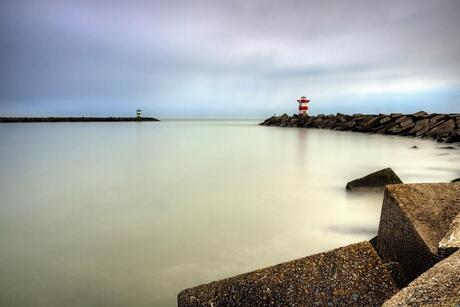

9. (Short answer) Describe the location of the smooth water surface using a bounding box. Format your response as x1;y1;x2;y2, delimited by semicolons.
0;120;459;306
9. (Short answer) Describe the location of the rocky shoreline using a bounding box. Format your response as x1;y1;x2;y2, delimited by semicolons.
0;117;159;123
260;111;460;143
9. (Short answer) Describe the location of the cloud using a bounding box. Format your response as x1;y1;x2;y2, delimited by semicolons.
0;0;459;117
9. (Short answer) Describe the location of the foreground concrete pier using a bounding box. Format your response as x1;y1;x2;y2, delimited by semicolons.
178;242;397;306
376;183;460;282
178;183;460;306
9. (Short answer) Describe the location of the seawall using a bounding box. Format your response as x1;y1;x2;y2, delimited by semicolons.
260;111;460;143
0;117;159;123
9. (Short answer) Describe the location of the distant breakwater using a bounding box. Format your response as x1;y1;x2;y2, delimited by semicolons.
260;111;460;143
0;117;159;123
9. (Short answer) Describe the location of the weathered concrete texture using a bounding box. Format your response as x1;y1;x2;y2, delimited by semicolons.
346;168;403;192
260;112;460;143
178;241;398;307
438;212;460;257
382;250;460;307
376;183;460;283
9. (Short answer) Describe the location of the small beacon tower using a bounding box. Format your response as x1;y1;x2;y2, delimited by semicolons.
136;109;142;119
297;96;310;116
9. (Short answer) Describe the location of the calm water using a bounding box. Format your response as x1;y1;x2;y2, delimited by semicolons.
0;120;459;306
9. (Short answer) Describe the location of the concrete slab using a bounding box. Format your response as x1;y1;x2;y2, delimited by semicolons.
376;183;460;282
382;250;460;307
178;241;397;307
438;211;460;257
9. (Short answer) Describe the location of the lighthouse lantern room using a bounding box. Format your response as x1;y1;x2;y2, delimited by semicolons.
297;96;310;116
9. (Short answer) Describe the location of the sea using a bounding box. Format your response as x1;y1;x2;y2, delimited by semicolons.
0;120;458;306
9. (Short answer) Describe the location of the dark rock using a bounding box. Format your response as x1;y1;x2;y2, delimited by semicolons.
395;116;409;124
384;121;400;132
452;178;460;183
409;118;430;136
413;111;428;118
359;116;382;130
346;168;403;192
178;242;398;307
445;129;460;143
376;183;460;283
372;125;385;133
387;125;404;135
390;113;403;118
399;118;414;128
278;114;290;127
439;146;457;150
427;119;455;139
289;117;298;126
429;114;447;126
410;146;419;149
380;116;392;125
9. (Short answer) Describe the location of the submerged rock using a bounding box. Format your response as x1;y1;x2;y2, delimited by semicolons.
346;168;403;192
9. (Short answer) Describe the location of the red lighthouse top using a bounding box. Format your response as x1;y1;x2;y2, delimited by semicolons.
297;96;310;103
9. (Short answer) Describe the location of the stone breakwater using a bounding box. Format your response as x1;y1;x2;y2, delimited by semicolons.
0;117;159;123
260;111;460;143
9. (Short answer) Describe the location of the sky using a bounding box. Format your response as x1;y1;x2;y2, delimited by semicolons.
1;0;460;118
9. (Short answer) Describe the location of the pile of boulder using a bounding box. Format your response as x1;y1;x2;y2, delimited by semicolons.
178;182;460;306
260;111;460;143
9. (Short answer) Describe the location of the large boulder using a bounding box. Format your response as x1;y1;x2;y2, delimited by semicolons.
178;242;398;307
382;250;460;307
346;168;403;192
427;119;455;139
376;183;460;283
413;111;428;118
409;118;430;136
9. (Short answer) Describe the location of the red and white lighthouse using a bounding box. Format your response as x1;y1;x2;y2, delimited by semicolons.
297;96;310;115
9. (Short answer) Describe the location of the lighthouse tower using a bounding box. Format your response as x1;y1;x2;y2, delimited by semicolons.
297;96;310;116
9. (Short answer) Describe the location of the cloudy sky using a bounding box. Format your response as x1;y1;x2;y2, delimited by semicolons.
1;0;459;118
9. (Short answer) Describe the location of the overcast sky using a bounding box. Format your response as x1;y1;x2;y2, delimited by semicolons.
1;0;459;118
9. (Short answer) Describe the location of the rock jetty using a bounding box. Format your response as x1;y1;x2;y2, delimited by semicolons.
260;111;460;143
178;183;460;306
0;117;159;123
